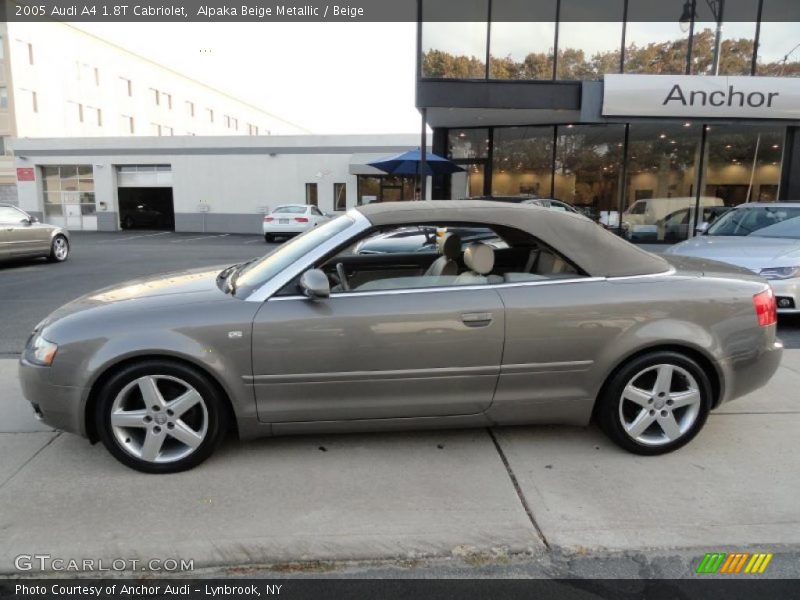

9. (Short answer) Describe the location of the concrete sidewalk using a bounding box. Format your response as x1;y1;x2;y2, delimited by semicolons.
1;353;798;576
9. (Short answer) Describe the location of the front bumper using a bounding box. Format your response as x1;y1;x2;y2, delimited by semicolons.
18;360;87;436
717;340;783;406
769;278;800;314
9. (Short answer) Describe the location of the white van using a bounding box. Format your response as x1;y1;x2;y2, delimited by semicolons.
622;196;724;241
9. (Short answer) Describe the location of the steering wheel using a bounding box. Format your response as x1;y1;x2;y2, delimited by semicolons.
336;262;350;291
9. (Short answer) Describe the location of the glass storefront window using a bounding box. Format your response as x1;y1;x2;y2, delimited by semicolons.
357;176;416;204
690;0;758;75
421;0;488;79
492;126;554;197
755;1;800;76
555;124;625;225
701;125;784;206
489;0;556;80
556;0;624;80
623;123;703;243
40;165;96;227
451;163;486;199
447;128;489;159
624;1;691;74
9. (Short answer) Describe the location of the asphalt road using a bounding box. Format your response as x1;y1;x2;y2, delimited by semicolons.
2;230;800;354
0;231;276;355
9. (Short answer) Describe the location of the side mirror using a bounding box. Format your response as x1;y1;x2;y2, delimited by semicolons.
299;269;330;300
695;221;710;235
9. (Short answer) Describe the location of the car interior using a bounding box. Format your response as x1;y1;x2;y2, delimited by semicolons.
281;222;586;296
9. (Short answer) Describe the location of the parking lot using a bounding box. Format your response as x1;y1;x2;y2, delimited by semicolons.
1;230;799;576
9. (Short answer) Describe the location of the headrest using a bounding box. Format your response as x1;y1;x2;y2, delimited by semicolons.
463;243;494;275
437;233;462;260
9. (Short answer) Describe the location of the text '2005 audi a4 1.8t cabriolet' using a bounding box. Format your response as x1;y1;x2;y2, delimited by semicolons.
20;201;783;473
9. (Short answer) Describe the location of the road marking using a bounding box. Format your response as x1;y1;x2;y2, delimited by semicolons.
171;234;230;243
243;238;267;244
97;231;172;243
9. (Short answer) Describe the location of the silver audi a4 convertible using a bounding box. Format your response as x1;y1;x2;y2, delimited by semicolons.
20;201;783;473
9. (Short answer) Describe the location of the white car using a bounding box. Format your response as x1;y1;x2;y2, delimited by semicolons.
262;204;329;242
666;202;800;314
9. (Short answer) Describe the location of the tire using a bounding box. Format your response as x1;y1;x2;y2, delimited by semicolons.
48;235;69;262
264;233;274;243
122;216;134;230
597;351;712;455
95;360;228;473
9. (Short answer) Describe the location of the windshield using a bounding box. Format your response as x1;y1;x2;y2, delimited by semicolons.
233;215;354;297
706;206;800;237
272;206;307;214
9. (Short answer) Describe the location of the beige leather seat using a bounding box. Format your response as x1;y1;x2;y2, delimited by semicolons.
454;243;494;285
424;233;461;277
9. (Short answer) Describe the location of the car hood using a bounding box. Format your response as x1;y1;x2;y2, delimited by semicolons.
38;265;229;329
666;236;800;271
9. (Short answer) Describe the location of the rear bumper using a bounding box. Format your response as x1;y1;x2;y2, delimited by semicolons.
717;340;783;406
18;360;87;436
262;222;310;235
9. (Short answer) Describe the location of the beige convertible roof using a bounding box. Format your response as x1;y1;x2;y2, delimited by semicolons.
356;200;670;278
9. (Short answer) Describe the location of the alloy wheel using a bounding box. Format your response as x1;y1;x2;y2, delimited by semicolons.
110;375;209;463
53;237;68;260
618;363;702;447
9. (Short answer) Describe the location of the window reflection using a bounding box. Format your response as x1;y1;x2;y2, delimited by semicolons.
447;128;489;159
702;126;784;205
492;126;554;197
623;0;691;74
623;123;702;242
756;0;800;76
489;0;556;80
421;0;488;79
556;0;624;80
555;124;625;226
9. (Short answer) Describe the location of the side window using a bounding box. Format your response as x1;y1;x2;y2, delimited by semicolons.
313;221;584;296
311;206;324;217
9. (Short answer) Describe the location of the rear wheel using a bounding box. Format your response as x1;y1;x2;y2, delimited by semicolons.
264;233;274;243
597;351;712;455
48;235;69;262
95;360;228;473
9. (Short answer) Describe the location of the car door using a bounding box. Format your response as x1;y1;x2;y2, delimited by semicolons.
0;206;44;257
0;206;15;259
251;286;505;423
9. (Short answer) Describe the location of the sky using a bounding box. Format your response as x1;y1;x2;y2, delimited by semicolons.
74;22;421;135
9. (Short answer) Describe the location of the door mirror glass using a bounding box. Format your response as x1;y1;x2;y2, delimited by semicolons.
299;269;330;299
695;221;710;235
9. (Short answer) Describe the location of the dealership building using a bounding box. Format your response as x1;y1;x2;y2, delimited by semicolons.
417;0;800;242
11;134;427;232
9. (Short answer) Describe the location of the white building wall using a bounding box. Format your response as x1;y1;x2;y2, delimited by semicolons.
4;22;307;139
12;134;426;233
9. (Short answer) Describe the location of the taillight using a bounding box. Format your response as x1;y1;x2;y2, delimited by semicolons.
263;216;274;222
294;217;309;223
753;288;777;327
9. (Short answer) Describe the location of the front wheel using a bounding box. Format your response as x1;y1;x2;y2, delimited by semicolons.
48;235;69;262
597;351;712;455
95;360;228;473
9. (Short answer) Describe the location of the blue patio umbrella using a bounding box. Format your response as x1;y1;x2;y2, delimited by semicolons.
367;148;464;177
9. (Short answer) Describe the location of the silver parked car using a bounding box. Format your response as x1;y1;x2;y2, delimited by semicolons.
666;203;800;313
0;204;70;263
20;201;782;473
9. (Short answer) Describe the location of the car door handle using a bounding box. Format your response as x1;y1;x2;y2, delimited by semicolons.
461;312;493;327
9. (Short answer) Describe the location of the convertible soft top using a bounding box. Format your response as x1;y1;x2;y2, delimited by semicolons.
356;200;670;278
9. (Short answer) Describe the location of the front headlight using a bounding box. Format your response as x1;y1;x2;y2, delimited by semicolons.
759;266;800;280
23;334;58;366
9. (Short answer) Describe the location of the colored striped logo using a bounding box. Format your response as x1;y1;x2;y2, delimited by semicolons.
696;552;773;574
